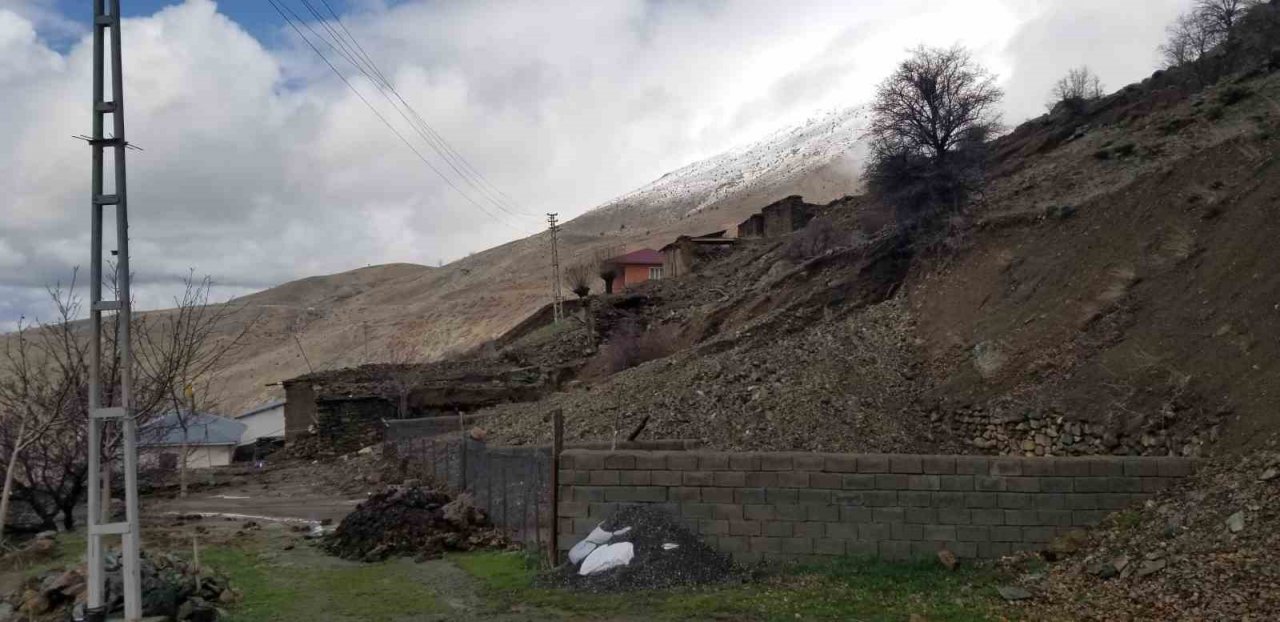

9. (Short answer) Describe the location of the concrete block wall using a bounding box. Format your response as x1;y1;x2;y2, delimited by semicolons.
556;450;1195;564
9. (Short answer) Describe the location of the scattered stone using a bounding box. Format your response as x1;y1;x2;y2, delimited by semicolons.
1135;558;1167;578
322;484;509;562
1259;468;1277;482
1226;511;1245;533
1086;559;1118;579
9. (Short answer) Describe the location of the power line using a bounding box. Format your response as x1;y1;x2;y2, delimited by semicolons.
267;0;534;231
299;0;541;221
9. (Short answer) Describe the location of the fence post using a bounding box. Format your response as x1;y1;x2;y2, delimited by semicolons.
548;408;563;567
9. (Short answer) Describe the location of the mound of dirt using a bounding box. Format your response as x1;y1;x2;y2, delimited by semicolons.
550;505;733;592
1011;436;1280;620
322;486;509;562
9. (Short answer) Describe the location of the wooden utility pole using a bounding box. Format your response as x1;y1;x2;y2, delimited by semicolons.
547;213;564;323
87;1;143;619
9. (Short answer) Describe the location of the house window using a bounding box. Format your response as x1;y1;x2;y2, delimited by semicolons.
649;266;663;280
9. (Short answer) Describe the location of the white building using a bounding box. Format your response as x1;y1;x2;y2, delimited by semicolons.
139;411;247;470
237;400;285;447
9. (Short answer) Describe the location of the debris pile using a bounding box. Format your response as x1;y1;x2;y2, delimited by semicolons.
322;485;509;562
552;505;733;591
7;548;237;621
1013;439;1280;620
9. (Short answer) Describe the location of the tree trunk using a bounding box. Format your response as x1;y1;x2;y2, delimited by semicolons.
179;437;189;498
0;442;24;545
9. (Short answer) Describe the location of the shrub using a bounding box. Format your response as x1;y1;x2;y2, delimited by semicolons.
1218;84;1253;105
598;321;682;374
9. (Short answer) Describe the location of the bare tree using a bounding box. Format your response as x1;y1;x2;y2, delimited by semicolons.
1159;0;1260;77
1049;66;1105;111
563;263;593;299
594;246;622;295
380;334;423;419
867;45;1003;166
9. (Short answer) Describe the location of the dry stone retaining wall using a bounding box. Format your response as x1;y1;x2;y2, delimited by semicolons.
557;450;1195;563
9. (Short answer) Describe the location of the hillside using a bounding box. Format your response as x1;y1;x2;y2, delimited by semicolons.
197;107;866;415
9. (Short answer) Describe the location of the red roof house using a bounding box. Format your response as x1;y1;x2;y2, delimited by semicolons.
602;249;664;292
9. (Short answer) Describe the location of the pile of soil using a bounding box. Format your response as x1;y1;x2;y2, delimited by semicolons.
9;548;237;621
1011;436;1280;620
550;505;733;592
322;485;509;562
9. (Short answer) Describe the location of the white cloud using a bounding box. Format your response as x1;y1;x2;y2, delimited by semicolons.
0;0;1181;325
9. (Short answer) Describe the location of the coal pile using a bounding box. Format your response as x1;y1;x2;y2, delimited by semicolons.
8;548;237;621
322;485;509;562
550;505;734;591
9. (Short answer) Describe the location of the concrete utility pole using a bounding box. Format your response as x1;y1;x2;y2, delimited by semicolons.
547;213;564;323
87;1;143;620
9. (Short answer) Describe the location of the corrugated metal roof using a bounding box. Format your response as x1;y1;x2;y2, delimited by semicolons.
140;411;248;447
606;249;664;265
238;400;285;418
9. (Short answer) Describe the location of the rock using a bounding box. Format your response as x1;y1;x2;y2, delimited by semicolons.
1086;559;1119;579
997;585;1033;601
1136;558;1167;577
972;341;1008;380
1226;511;1245;533
937;548;959;571
1259;468;1278;482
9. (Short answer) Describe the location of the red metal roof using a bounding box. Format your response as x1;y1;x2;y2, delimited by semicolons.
606;248;664;265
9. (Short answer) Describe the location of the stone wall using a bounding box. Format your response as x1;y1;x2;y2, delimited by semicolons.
557;450;1195;563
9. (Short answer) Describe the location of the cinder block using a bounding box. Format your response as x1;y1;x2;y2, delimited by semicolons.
733;551;763;564
923;524;956;541
760;454;794;471
949;541;979;559
670;487;701;503
890;455;923;474
825;455;859;473
559;453;577;470
905;508;937;524
908;475;941;491
940;475;974;491
1037;493;1068;509
1041;477;1073;493
711;504;744;520
652;470;682;487
1055;459;1091;477
857;454;890;473
1003;509;1039;526
858;523;891;541
588;502;618;518
956;525;989;542
990;526;1022;542
1156;457;1194;477
1085;457;1123;477
937;508;971;525
793;522;825;538
604;486;639;502
735;488;767;505
814;538;846;556
842;474;876;490
975;476;1007;492
899;491;933;508
997;493;1032;509
971;508;1005;525
699;453;731;471
865;490;899;507
978;541;1012;558
699;519;730;535
683;471;714;486
922;455;957;474
826;522;858;539
965;492;997;508
1072;509;1107;526
1141;477;1176;493
840;506;872;523
891;523;922;540
797;489;831;505
1064;493;1098;510
634;452;667;470
619;470;651;486
1106;477;1143;493
604;453;637;470
730;520;762;536
713;471;747;488
701;487;734;504
681;503;713;519
1022;526;1055;543
746;472;779;487
933;492;966;508
846;540;878;557
750;536;782;552
782;537;814;554
1022;458;1055;477
573;517;599;535
955;456;990;476
810;472;842;489
558;501;588;517
805;504;838;522
1121;457;1159;477
729;453;761;471
1096;493;1135;510
574;452;605;470
574;486;607;502
776;504;807;521
1073;478;1108;493
879;540;912;561
1006;477;1041;493
718;536;748;553
876;473;910;489
794;454;825;471
1037;509;1073;526
779;471;811;488
744;504;776;520
872;507;905;523
990;458;1023;477
667;453;699;471
767;488;799;505
590;470;621;486
764;521;793;537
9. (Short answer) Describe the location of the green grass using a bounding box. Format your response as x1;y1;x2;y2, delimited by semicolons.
204;546;444;622
454;551;1007;621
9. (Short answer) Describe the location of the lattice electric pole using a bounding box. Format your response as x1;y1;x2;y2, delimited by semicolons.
547;213;564;323
86;1;143;620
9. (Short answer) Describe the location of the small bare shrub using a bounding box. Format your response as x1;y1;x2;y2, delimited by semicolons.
598;321;682;374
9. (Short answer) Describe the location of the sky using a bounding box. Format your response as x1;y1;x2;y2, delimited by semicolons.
0;0;1187;330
